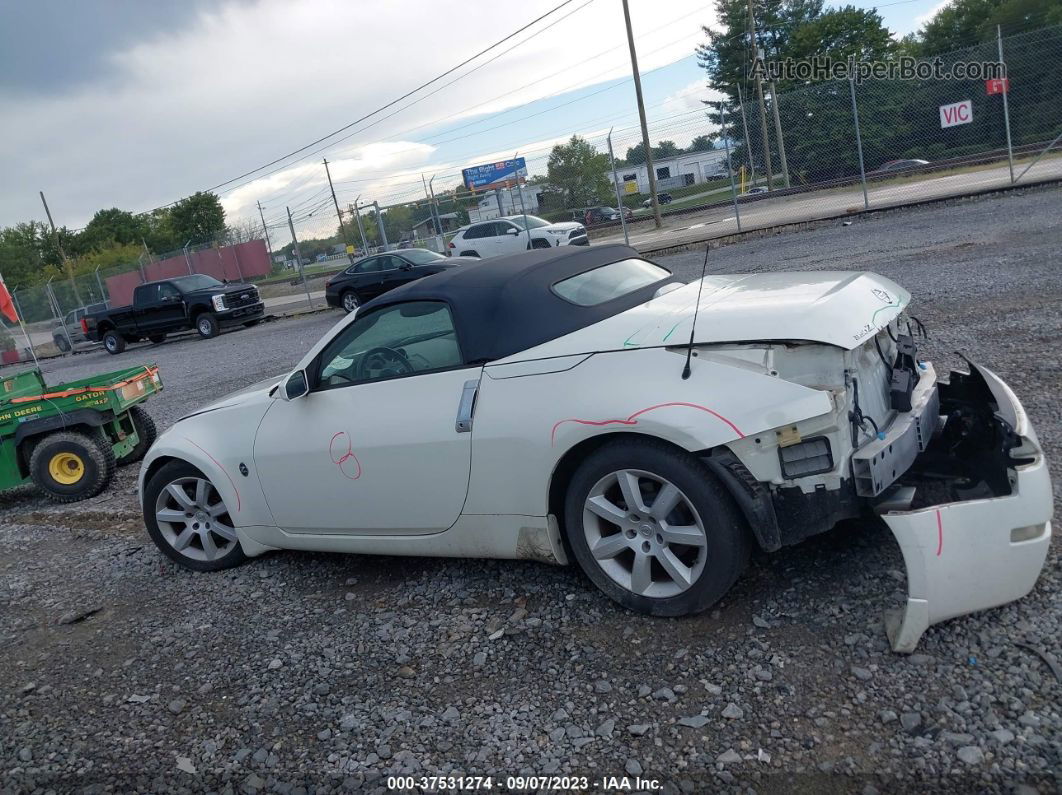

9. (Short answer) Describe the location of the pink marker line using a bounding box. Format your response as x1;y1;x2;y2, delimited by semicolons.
935;509;943;557
184;437;242;512
551;402;744;446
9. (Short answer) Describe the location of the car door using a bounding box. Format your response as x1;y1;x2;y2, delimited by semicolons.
494;220;527;254
379;254;421;294
253;300;478;534
370;255;404;297
132;284;166;332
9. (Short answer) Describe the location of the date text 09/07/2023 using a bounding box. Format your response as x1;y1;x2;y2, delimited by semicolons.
386;775;663;791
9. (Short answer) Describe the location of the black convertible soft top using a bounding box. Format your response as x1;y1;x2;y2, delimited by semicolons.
359;244;677;363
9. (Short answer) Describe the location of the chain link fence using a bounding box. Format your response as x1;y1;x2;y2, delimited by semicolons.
590;24;1061;243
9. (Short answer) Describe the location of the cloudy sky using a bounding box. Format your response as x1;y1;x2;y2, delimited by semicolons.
1;0;941;244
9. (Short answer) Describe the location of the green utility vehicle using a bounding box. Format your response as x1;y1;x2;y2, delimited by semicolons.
0;364;162;502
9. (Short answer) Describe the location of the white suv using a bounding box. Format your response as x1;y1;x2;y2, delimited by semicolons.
448;215;588;258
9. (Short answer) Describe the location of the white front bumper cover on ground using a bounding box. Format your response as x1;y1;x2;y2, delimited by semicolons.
883;363;1053;652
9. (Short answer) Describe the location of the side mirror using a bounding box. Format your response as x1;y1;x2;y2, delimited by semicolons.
280;369;309;401
399;262;413;270
506;228;520;235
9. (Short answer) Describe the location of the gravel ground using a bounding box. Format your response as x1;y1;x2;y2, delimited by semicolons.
1;187;1060;794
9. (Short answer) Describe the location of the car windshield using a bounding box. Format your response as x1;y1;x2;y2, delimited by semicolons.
506;215;551;230
169;275;224;291
400;249;446;265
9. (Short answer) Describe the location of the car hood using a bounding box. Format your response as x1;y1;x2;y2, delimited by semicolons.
544;222;583;232
177;374;283;421
507;271;911;359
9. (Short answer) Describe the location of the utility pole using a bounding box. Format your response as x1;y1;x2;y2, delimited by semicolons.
736;84;755;182
622;0;662;229
256;200;275;264
427;176;441;244
372;201;389;250
745;0;774;191
849;78;870;211
606;128;630;246
286;206;314;309
39;191;83;305
768;80;790;188
323;159;352;259
349;202;368;253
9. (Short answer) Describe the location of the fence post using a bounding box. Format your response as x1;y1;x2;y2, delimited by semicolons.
606;128;630;246
849;77;870;211
720;101;743;233
997;25;1015;183
94;266;107;305
183;242;194;275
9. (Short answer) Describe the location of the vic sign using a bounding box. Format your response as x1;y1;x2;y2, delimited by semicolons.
939;100;973;129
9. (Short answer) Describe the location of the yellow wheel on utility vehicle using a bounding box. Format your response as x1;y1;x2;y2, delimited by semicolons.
48;452;85;484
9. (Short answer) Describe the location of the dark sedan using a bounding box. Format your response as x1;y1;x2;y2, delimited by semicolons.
324;249;475;313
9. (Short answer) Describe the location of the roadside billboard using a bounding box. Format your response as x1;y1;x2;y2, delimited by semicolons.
462;158;527;191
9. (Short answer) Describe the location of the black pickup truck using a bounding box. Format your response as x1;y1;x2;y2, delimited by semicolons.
83;275;265;354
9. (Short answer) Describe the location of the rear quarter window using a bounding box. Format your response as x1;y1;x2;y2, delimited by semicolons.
552;258;671;306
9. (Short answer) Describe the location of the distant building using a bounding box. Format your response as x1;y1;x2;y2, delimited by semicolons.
412;212;461;238
467;185;544;223
609;150;730;195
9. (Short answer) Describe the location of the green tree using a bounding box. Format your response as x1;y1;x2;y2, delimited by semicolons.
654;140;681;158
787;6;896;62
79;208;148;252
624;141;649;165
546;136;611;208
687;134;718;152
168;192;226;246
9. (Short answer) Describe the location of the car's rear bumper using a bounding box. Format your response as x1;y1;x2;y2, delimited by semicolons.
882;362;1053;652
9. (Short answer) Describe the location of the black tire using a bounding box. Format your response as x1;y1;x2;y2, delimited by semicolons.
143;460;248;572
563;438;750;617
28;430;116;503
102;330;126;355
148;333;167;345
54;334;71;352
460;250;480;258
194;312;219;339
341;290;360;314
116;406;157;466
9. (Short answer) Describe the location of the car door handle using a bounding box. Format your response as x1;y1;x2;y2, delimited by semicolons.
455;379;479;433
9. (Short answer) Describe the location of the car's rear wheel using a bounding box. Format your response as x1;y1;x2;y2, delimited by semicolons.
564;439;749;616
341;290;360;313
195;313;220;339
102;330;126;355
144;460;247;572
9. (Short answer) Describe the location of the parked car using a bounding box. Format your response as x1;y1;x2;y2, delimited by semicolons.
875;159;930;173
52;302;107;351
743;186;769;195
138;244;1052;652
448;215;587;258
83;274;264;354
579;206;634;225
324;249;476;313
641;192;673;207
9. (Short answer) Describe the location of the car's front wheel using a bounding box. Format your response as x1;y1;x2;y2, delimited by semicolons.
564;439;749;617
341;290;360;313
102;330;126;355
195;313;220;339
144;460;247;572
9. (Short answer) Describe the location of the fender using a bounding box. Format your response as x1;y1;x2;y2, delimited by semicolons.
11;408;114;446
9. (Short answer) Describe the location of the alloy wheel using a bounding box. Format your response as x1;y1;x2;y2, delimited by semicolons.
154;477;238;562
342;292;359;312
582;469;708;599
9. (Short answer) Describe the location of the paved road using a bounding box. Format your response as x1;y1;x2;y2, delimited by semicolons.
595;157;1062;252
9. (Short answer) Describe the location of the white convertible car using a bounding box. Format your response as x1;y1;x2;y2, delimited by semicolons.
139;245;1053;651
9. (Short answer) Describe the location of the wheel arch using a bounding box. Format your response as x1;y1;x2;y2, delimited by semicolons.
547;431;771;554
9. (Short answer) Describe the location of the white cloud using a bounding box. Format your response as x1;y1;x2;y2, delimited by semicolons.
1;0;714;240
915;0;952;29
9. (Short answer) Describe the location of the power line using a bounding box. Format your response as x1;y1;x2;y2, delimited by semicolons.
169;0;582;204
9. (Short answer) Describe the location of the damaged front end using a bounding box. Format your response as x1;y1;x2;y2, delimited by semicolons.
875;361;1053;652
